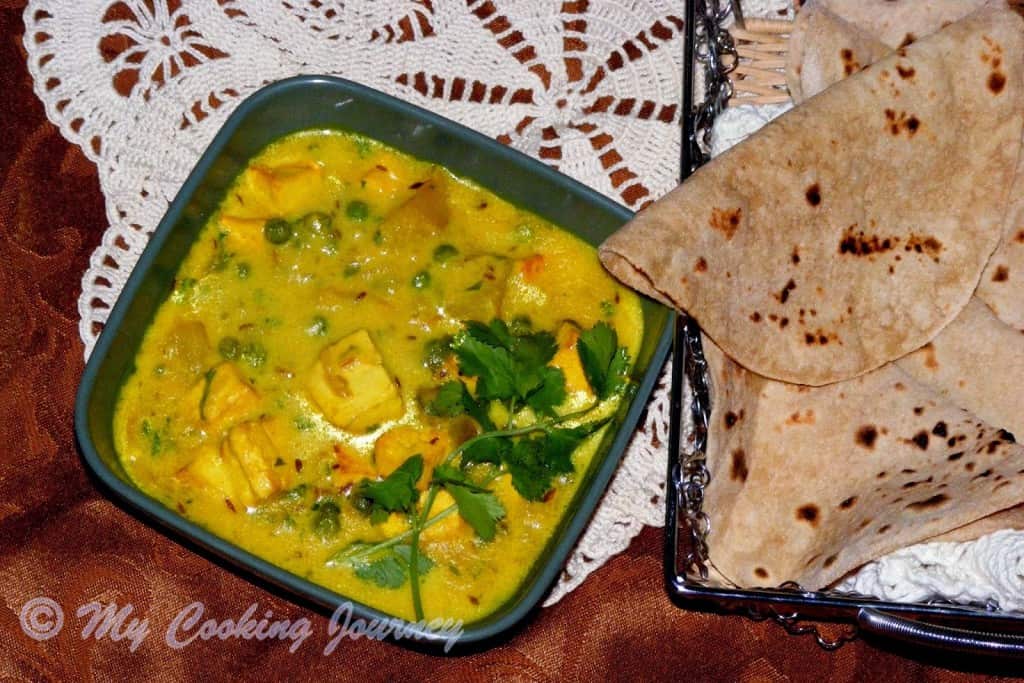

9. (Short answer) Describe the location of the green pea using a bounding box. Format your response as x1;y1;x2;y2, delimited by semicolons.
236;262;251;279
299;211;332;235
411;271;431;290
308;315;328;336
218;336;241;360
240;341;267;368
263;218;292;245
432;244;459;263
345;200;370;221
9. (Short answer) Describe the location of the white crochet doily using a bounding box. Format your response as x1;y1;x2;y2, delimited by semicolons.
25;0;791;606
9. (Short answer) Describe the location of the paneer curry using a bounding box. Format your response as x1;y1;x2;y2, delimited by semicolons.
113;129;643;622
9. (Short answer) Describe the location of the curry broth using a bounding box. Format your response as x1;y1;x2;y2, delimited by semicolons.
113;129;643;622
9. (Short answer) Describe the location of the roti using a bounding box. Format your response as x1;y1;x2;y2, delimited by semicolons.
788;0;1024;332
701;336;1024;589
600;7;1024;385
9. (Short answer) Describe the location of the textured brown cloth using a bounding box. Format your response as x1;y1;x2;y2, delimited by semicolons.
0;3;1016;679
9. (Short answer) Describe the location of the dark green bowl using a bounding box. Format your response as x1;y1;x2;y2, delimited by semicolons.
74;75;673;649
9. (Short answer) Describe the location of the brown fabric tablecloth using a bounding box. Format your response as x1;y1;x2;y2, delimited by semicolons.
0;3;1016;679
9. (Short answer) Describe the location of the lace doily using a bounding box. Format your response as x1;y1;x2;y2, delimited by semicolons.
25;0;790;606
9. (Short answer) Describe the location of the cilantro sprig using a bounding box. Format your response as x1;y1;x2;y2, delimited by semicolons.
331;318;633;621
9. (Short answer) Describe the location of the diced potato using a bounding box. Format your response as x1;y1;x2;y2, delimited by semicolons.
307;329;404;433
182;443;257;508
191;362;261;426
441;255;510;322
225;419;289;501
330;443;377;489
551;322;594;400
373;425;451;489
358;155;432;216
420;489;473;543
234;161;326;218
218;215;267;254
377;175;449;241
160;320;211;379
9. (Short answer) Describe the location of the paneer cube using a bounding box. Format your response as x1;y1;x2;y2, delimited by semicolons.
420;489;473;544
373;425;451;489
182;443;257;508
224;420;289;501
193;362;261;426
550;322;594;400
307;329;404;433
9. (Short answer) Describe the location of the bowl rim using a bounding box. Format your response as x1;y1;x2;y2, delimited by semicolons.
74;74;674;649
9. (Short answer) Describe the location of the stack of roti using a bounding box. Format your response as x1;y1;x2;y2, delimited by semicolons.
599;3;1024;589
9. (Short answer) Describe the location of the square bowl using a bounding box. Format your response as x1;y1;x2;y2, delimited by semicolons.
75;75;674;648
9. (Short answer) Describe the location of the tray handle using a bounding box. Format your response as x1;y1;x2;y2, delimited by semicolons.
857;608;1024;658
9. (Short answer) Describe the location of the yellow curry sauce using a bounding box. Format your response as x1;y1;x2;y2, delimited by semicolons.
113;129;643;622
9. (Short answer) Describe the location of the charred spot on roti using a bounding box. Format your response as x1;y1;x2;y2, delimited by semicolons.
904;235;943;260
989;71;1007;94
965;462;976;472
992;265;1009;282
856;425;878;449
931;421;948;438
986;440;1002;454
796;504;820;526
791;248;800;265
920;343;939;370
1016;230;1024;243
884;108;921;136
901;468;917;475
906;494;949;511
839;496;857;510
754;567;769;579
909;431;929;450
805;184;821;207
899;33;916;48
838;226;897;256
730;449;748;482
724;411;740;429
948;451;964;461
750;311;762;323
877;524;891;534
776;279;797;304
913;406;924;416
877;471;887;479
896;64;916;80
779;317;790;329
695;257;708;273
709;207;742;240
902;476;933;489
997;429;1016;443
840;48;861;76
823;554;837;568
973;469;993;480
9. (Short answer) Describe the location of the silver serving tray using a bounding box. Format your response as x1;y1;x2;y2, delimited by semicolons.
664;0;1024;659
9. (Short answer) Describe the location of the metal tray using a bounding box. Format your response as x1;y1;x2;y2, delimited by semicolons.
664;0;1024;658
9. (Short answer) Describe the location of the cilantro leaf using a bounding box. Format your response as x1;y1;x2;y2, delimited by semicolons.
577;323;631;399
524;366;566;417
353;545;433;589
427;381;467;417
542;419;609;474
503;439;553;501
454;336;517;400
427;380;495;431
444;483;505;541
432;462;494;492
353;455;422;520
465;319;514;349
460;436;510;467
